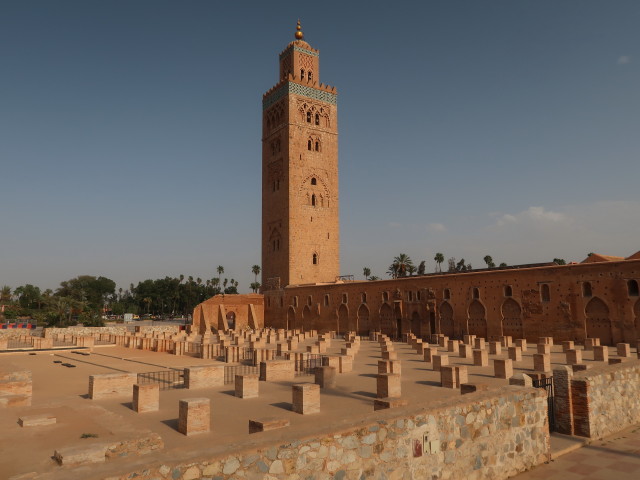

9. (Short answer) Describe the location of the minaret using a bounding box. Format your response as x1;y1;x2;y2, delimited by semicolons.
262;21;340;289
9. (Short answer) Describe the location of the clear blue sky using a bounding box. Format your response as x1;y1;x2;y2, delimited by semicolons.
1;1;639;292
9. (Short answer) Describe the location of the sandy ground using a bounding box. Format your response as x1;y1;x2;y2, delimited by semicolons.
0;337;635;479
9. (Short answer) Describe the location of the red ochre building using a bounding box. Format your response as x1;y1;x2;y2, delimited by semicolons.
196;24;640;346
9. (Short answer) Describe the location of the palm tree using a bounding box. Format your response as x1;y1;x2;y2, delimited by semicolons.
434;253;444;273
250;282;261;293
407;265;417;276
388;253;413;278
369;276;380;281
251;265;261;283
363;267;371;280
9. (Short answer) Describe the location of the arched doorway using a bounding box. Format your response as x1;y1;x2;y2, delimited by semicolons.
634;299;640;341
501;298;524;339
337;304;349;334
287;307;296;331
468;300;487;339
226;312;236;330
411;311;421;336
379;303;395;338
585;297;612;345
357;304;370;336
439;302;454;337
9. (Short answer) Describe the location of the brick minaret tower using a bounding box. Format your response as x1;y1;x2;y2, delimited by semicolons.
262;21;339;289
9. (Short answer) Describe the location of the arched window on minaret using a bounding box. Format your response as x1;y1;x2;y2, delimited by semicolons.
312;253;318;265
308;71;313;81
300;69;305;80
315;113;320;125
307;140;312;151
311;194;316;207
311;177;317;185
315;141;320;152
306;111;311;123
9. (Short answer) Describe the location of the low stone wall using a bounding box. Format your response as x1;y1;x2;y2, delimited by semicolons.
43;325;181;338
84;386;549;480
567;359;640;439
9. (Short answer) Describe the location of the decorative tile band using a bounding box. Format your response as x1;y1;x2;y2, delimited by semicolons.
263;82;337;110
279;45;319;60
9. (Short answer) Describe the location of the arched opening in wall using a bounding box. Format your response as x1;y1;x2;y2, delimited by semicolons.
337;304;349;335
411;311;421;336
628;279;639;297
585;297;612;345
357;304;370;336
302;305;313;330
444;289;451;300
315;113;319;125
379;303;395;338
300;69;305;79
504;286;513;297
361;292;367;303
315;141;320;151
472;288;480;300
308;71;313;81
439;302;454;338
541;284;550;303
311;177;317;185
307;140;312;151
226;312;236;331
501;298;523;339
306;111;311;123
312;253;318;265
287;306;296;331
634;299;640;341
311;194;316;207
582;282;593;298
468;300;487;340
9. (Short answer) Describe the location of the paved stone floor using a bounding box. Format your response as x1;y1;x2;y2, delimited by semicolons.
514;424;640;479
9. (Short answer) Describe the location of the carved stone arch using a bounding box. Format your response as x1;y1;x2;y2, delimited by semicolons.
298;173;330;197
337;303;349;335
501;298;523;339
302;304;313;330
468;300;487;339
439;301;454;337
634;299;640;340
357;303;370;336
585;297;612;345
287;306;297;331
379;303;395;338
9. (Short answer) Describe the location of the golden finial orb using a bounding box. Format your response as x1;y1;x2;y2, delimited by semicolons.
295;20;304;40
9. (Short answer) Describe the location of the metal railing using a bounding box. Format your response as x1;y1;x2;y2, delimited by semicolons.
295;354;325;376
533;376;555;432
224;365;259;384
137;369;185;390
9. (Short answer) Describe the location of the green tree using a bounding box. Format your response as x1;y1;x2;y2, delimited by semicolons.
407;265;417;276
250;281;261;293
499;262;508;268
417;261;426;275
363;267;371;280
447;257;456;272
434;253;444;272
251;265;261;283
483;255;495;269
388;253;413;278
553;258;566;265
369;276;380;281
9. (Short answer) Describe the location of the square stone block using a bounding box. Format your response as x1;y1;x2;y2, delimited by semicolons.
376;373;401;398
474;338;485;350
438;336;448;347
339;355;353;373
433;354;449;372
460;383;489;395
382;351;397;361
593;345;608;362
423;347;438;363
53;444;107;466
537;344;551;355
178;398;210;436
508;346;522;362
500;336;512;348
373;397;408;410
494;359;513;379
292;383;320;414
616;343;631;358
539;336;554;346
459;344;473;359
235;374;259;398
584;338;600;351
259;360;295;381
473;349;488;367
533;353;551;373
133;383;159;413
447;340;459;354
515;339;527;351
322;355;340;369
463;334;476;346
314;366;336;389
561;341;575;352
566;349;582;365
185;366;224;389
489;342;501;355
